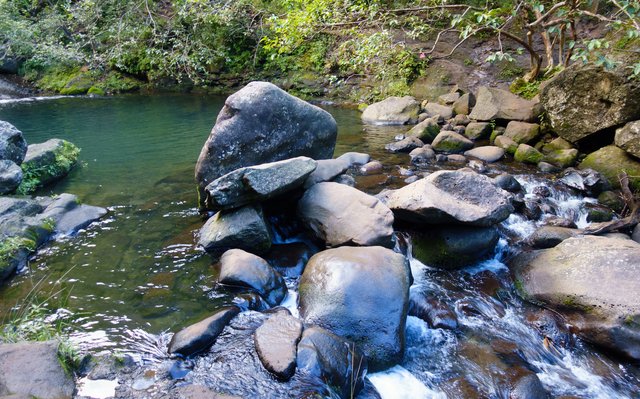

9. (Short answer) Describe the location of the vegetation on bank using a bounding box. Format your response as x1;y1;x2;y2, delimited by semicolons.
0;1;638;101
16;140;80;195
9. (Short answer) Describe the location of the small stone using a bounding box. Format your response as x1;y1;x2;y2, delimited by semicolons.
168;306;241;357
494;135;518;154
360;161;383;175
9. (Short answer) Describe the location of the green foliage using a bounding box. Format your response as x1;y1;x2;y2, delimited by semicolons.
17;140;80;195
509;77;540;99
0;236;36;267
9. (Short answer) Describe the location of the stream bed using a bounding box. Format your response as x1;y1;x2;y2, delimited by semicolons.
1;94;639;398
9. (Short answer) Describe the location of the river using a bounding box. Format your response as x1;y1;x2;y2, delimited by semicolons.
0;94;638;398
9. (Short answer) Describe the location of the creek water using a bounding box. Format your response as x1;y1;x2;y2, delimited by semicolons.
0;94;639;398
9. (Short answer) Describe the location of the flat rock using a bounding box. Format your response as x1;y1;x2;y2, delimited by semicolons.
0;340;75;399
361;96;420;125
379;170;513;227
423;102;454;120
511;235;640;359
204;157;317;210
195;82;337;209
297;182;394;248
464;146;504;163
198;205;271;255
0;120;27;164
219;249;286;307
299;246;410;371
168;306;241;357
254;312;303;380
20;139;80;192
385;136;424;153
303;158;349;188
469;87;540;122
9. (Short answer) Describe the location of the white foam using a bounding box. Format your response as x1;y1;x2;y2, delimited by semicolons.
76;377;118;399
368;365;446;399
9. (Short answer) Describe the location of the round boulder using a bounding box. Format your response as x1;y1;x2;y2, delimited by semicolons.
361;96;420;125
0;120;27;165
299;246;411;371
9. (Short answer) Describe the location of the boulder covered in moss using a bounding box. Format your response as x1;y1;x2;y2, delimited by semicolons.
431;130;474;154
407;117;440;143
514;144;544;164
543;148;579;168
17;139;80;194
579;145;640;190
504;121;540;144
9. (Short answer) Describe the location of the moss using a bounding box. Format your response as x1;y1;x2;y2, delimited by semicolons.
95;71;142;94
17;140;81;195
510;77;540;100
514;145;544;164
498;62;525;80
36;67;84;93
579;146;640;191
87;86;106;96
0;237;35;266
489;130;500;144
60;74;94;95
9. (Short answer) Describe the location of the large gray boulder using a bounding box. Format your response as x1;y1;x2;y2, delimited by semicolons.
198;205;271;255
615;120;640;158
297;326;367;398
469;87;540;122
464;146;504;163
511;235;640;359
204;157;316;210
195;82;337;208
168;306;241;357
0;159;22;194
254;311;303;381
361;96;420;125
297;182;395;248
580;146;640;191
412;226;499;269
0;121;27;165
540;64;640;144
0;340;75;399
299;246;411;371
379;170;513;227
218;249;286;307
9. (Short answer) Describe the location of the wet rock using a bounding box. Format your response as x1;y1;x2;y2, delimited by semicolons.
584;202;615;222
580;145;640;191
168;306;241;357
528;226;581;248
445;154;465;164
361;96;420;125
464;146;504;163
296;326;367;398
234;292;269;312
538;161;562;173
615;120;640;158
525;308;574;349
264;242;311;278
0;120;27;164
385;136;424;153
540;63;640;144
452;93;476;116
360;160;383;175
544;216;577;228
204;156;316;210
514;144;544;164
198;205;271;256
219;249;287;307
332;174;355;186
297;182;394;248
494;135;518;155
409;146;436;164
407;117;440;143
509;369;550;399
469;87;540;122
409;291;458;330
299;246;411;371
431;131;474;154
412;225;499;269
435;154;448;163
303;158;350;188
19;139;80;192
0;340;75;399
379;169;513;227
423;102;454;120
0;159;22;194
255;312;303;381
170;385;241;399
633;224;640;244
195;82;337;208
544;148;579;168
336;151;370;165
598;191;625;214
464;122;492;140
493;174;521;193
560;167;611;196
511;235;640;360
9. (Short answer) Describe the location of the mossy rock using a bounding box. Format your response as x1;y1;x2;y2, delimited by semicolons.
514;144;544;164
544;149;579;168
60;74;94;95
17;139;80;195
580;146;640;191
87;86;106;96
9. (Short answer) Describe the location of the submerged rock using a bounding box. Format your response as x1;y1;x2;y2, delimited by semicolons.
168;306;241;357
195;82;337;208
540;63;640;144
297;326;367;399
0;159;22;194
409;291;458;330
204;156;316;210
0;340;75;399
361;96;420;125
379;169;513;227
299;246;411;370
0;121;27;165
218;249;287;307
469;87;540;122
297;182;395;248
254;311;303;381
198;205;272;255
511;235;640;360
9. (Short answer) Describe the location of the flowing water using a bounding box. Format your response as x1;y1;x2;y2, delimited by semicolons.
0;94;639;398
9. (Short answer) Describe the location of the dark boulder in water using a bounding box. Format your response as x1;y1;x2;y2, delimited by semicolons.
254;311;303;381
168;306;240;357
